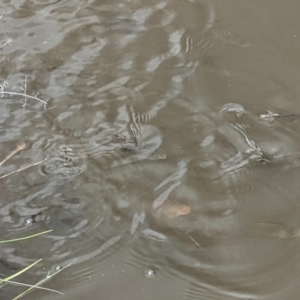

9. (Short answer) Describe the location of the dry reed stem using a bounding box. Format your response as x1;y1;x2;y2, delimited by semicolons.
0;143;27;167
0;157;48;180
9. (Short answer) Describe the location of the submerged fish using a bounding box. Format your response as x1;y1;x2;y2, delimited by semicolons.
155;203;191;219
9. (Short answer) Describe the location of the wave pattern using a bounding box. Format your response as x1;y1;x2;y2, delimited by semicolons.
1;0;300;299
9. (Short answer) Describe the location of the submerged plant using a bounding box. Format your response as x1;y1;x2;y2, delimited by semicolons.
0;143;48;180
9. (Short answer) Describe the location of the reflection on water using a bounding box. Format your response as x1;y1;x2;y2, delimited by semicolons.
1;0;300;299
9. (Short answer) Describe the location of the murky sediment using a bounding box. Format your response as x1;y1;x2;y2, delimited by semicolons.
1;1;300;300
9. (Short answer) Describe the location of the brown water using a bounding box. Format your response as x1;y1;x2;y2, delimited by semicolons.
1;0;300;299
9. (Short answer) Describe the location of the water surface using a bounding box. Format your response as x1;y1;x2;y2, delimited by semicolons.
1;1;300;299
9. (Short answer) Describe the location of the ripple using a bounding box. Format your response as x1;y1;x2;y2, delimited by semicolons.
2;0;300;299
196;105;300;193
40;147;87;180
220;103;245;117
0;176;125;283
185;7;250;57
39;155;87;179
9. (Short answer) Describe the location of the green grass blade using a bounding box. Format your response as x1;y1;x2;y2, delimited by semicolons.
6;280;63;295
0;230;53;243
11;259;77;300
0;259;42;284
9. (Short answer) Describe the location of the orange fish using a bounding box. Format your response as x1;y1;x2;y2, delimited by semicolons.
155;203;191;219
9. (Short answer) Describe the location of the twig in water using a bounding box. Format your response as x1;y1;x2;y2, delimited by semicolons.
0;157;49;180
21;76;27;110
0;78;49;109
0;91;49;108
185;233;204;251
0;143;27;167
1;37;12;48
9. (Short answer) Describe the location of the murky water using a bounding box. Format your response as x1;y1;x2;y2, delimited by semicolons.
1;0;300;299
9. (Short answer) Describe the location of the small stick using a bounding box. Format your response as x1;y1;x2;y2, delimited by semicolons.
0;143;27;167
185;233;204;250
0;157;48;179
21;76;28;109
1;37;12;47
0;91;48;106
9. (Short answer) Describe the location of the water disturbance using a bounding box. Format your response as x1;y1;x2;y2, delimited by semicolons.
1;1;300;299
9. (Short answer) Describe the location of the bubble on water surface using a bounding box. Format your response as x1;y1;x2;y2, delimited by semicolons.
55;265;62;271
24;217;33;225
144;269;155;278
